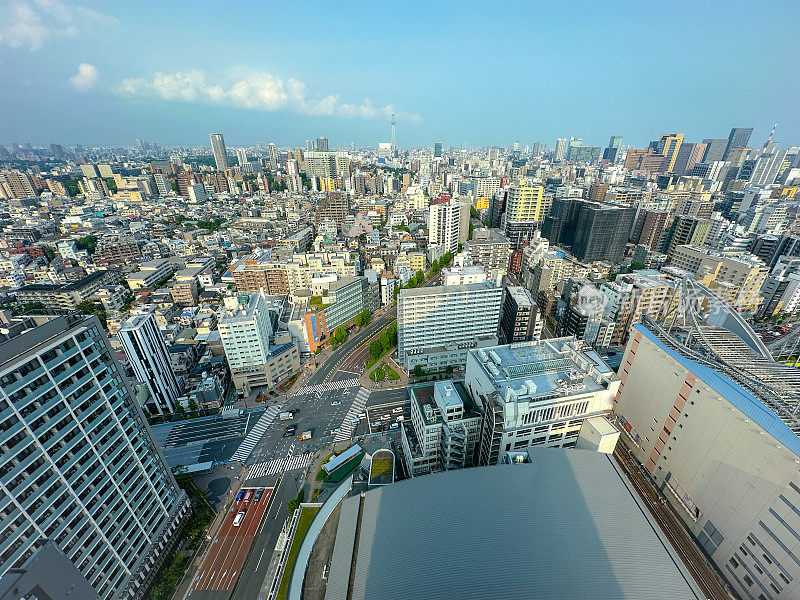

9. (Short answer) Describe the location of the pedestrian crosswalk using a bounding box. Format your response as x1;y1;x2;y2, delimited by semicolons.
333;387;370;442
229;405;281;463
295;377;360;396
247;453;314;479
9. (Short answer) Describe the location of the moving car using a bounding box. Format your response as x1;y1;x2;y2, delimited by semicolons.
392;407;403;413
233;511;245;527
390;423;399;429
381;414;391;421
371;421;381;428
330;400;342;406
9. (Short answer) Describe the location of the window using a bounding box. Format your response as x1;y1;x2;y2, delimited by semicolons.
763;554;772;564
743;575;753;586
730;557;739;568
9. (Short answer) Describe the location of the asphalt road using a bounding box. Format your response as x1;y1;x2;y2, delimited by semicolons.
191;487;271;593
231;476;301;600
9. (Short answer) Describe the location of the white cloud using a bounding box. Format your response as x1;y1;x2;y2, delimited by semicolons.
69;62;97;90
0;0;116;50
114;68;422;123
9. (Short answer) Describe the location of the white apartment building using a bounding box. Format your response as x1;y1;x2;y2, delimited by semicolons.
428;200;469;254
397;282;502;371
117;312;181;414
217;291;300;394
125;259;174;290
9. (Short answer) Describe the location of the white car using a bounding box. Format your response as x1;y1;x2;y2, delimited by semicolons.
233;511;245;527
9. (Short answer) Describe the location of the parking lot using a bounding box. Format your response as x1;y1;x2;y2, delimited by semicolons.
350;388;410;436
150;413;260;468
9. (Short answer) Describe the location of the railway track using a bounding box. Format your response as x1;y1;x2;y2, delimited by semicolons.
614;446;733;600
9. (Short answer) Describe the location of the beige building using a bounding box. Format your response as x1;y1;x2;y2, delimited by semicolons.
615;324;800;600
670;245;768;310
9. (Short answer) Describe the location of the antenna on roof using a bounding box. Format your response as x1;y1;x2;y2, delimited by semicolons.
764;122;778;149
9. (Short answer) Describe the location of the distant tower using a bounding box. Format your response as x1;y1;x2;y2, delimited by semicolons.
391;112;396;157
210;132;228;170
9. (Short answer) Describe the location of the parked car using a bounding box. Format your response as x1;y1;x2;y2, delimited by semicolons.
236;491;245;502
243;489;252;502
392;407;403;413
381;414;391;421
390;423;399;429
253;489;264;502
371;421;382;428
233;511;245;527
330;400;342;406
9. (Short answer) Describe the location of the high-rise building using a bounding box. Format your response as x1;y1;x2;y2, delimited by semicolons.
543;198;635;263
701;138;728;162
603;136;623;162
268;142;278;170
665;215;711;258
428;200;469;254
397;282;502;371
187;182;207;203
0;170;36;199
118;313;182;414
671;142;708;175
504;180;545;223
218;291;300;394
656;133;684;172
236;148;248;167
434;141;442;158
554;138;568;162
723;127;753;159
631;208;668;250
0;314;190;600
316;136;329;152
498;286;542;343
210;132;228;170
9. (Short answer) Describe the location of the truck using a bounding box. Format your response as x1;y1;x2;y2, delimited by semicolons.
222;408;244;419
279;412;293;421
299;430;312;441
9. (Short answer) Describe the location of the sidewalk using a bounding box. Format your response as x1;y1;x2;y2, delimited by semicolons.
360;354;407;390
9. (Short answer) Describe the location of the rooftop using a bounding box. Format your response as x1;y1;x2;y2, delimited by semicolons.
469;338;617;404
343;450;704;600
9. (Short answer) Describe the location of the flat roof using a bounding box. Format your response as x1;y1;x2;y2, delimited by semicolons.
347;449;704;600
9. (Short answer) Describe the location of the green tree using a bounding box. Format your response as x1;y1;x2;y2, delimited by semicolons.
369;339;383;361
355;313;364;327
629;261;646;271
380;331;392;352
105;177;118;192
469;221;474;240
43;246;55;261
74;235;97;255
413;365;423;377
187;397;198;413
360;309;371;326
416;269;424;283
77;299;107;328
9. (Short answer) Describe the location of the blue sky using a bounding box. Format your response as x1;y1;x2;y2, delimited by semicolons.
1;0;798;149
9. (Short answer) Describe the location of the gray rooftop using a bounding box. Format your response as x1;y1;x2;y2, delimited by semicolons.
347;449;704;600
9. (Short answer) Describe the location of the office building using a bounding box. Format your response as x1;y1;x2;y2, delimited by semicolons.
656;133;684;172
321;450;705;600
546;198;635;263
665;215;711;258
236;148;248;167
631;208;668;250
118;313;181;415
218;291;299;394
466;338;620;465
428;199;469;254
671;142;708;175
498;286;542;343
210;133;228;171
401;380;484;475
316;136;329;152
723;127;753;160
603;135;623;162
397;282;502;371
0;314;190;600
702;138;728;163
615;321;800;600
187;183;206;203
434;141;442;157
315;191;350;226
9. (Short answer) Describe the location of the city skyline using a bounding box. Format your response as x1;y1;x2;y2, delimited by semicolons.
1;0;799;148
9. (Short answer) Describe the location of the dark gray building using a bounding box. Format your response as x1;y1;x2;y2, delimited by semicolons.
543;198;634;263
723;127;754;160
702;138;728;162
498;286;541;343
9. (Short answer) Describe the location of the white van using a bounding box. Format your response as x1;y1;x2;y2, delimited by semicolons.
233;511;245;527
